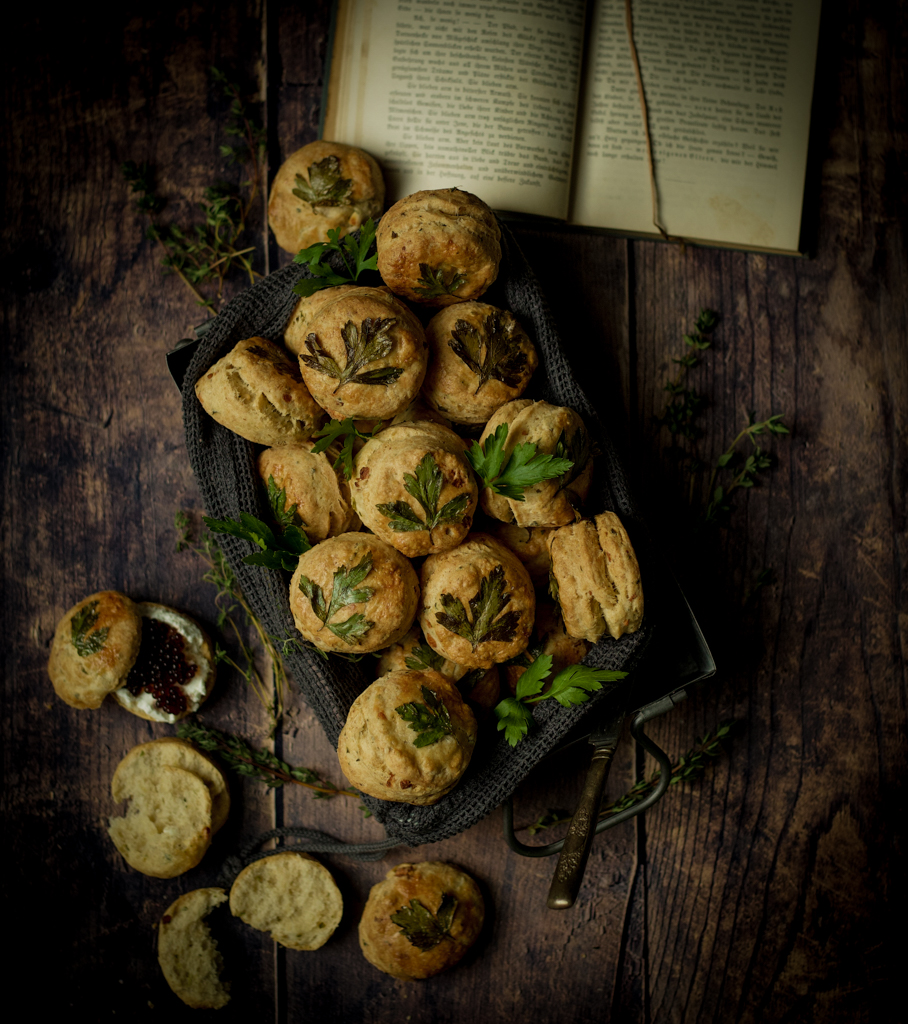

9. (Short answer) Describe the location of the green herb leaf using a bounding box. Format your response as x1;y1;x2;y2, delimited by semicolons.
297;553;375;645
204;510;310;572
413;263;467;298
448;310;529;393
292;219;378;297
266;475;303;532
465;423;574;501
71;600;109;657
291;156;353;208
435;563;521;651
390;893;457;950
394;685;455;747
404;641;447;673
300;317;404;392
376;452;471;533
310;417;380;480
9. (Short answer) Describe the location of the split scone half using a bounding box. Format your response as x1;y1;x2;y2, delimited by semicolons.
268;140;384;254
359;861;484;979
376;188;501;307
157;888;230;1009
337;669;477;805
350;421;477;557
289;532;420;653
422;302;538;425
297;285;429;421
418;533;535;670
259;441;361;543
229;851;343;951
48;591;216;723
478;399;594;528
549;511;644;642
195;336;324;446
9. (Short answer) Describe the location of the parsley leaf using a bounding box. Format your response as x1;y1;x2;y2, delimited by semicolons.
390;893;457;950
465;423;574;501
291;156;353;208
310;417;381;480
266;474;303;532
292;218;379;297
493;656;628;746
404;641;446;673
297;553;375;645
300;317;404;392
71;600;109;657
435;563;521;650
413;263;467;298
376;452;471;533
449;310;529;393
203;510;311;572
394;685;455;747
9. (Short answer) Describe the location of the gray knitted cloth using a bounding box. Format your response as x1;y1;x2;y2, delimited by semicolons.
181;221;655;848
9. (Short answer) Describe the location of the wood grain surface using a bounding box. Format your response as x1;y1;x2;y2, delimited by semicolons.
2;2;904;1021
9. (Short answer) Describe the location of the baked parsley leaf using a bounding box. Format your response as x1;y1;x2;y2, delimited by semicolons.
390;893;457;950
203;510;311;572
394;685;454;747
404;641;447;673
291;156;353;208
376;452;471;533
71;600;109;657
449;310;529;393
292;218;378;297
300;317;404;392
266;474;304;533
435;563;521;651
413;263;466;298
310;417;381;480
465;423;574;501
297;552;375;645
493;655;628;746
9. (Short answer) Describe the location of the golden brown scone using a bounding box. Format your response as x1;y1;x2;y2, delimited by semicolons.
157;888;230;1009
478;399;594;527
289;533;419;653
549;511;644;642
486;522;556;586
376;188;501;307
359;862;484;979
229;851;343;951
350;421;477;557
108;764;212;878
298;286;428;420
48;590;142;709
422;302;538;424
283;284;364;357
502;600;590;696
259;442;361;543
418;533;535;669
195;336;324;446
111;603;216;723
112;738;230;834
389;397;453;430
268;140;384;254
337;669;477;805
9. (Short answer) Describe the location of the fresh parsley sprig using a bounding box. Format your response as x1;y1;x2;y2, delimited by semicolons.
310;417;381;480
494;655;628;746
292;218;379;297
394;686;455;747
377;452;471;532
465;423;573;501
203;510;311;572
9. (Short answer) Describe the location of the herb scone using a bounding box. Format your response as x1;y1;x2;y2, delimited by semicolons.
194;335;324;446
549;511;644;642
157;888;230;1009
350;420;477;557
229;851;343;951
289;532;420;653
337;669;477;805
422;302;538;424
376;188;501;306
359;861;484;979
418;533;535;669
268;140;384;254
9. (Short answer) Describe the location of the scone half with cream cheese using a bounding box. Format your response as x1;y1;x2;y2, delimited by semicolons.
337;668;477;805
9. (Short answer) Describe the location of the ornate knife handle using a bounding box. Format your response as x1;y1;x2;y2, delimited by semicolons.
546;743;618;909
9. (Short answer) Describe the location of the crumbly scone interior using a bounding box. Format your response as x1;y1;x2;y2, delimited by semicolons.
157;888;230;1010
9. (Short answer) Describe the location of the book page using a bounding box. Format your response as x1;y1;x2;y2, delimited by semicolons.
571;0;821;252
323;0;588;218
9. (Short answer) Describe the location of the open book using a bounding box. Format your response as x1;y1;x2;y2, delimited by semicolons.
322;0;822;255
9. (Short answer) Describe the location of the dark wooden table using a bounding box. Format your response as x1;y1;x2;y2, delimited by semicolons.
3;3;905;1021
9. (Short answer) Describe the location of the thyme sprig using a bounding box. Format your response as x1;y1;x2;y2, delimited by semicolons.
658;309;718;440
703;413;789;525
122;67;266;311
177;720;358;798
519;721;738;834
